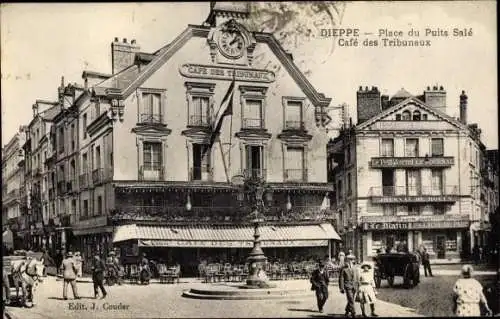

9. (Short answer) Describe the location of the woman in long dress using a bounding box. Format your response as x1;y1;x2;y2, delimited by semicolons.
357;263;378;317
452;264;492;317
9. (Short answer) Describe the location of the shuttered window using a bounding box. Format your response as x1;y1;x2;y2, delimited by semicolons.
431;138;444;156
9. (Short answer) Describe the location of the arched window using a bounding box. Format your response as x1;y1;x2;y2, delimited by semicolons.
402;110;411;120
413;110;421;121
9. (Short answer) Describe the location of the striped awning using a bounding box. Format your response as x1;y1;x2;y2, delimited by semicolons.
112;223;340;248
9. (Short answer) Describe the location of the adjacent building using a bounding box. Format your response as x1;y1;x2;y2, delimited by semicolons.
328;85;489;262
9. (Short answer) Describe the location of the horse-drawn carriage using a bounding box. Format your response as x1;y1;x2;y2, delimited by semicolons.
3;251;44;307
373;253;420;289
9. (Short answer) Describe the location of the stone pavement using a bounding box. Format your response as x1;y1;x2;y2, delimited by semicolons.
5;276;421;318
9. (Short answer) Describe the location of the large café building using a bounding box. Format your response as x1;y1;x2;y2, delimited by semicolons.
69;2;340;273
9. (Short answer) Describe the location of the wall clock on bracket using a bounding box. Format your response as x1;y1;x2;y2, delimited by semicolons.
218;30;245;59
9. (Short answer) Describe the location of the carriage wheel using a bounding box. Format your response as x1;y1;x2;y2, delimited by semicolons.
387;275;394;287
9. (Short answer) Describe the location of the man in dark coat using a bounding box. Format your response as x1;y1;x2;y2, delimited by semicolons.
421;247;433;277
339;254;357;318
91;255;107;299
41;249;55;277
310;260;329;312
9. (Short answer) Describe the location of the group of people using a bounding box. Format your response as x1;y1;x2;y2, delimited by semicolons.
310;253;378;317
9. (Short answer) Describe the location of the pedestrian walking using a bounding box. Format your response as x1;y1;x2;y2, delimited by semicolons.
310;260;330;313
61;251;80;300
339;254;357;318
91;255;107;299
421;247;433;277
357;263;378;317
41;249;54;277
338;250;346;268
473;244;481;265
55;249;64;275
452;265;492;316
74;252;83;277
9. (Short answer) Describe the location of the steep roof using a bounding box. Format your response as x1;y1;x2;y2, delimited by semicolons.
391;88;413;99
39;104;62;121
95;24;331;108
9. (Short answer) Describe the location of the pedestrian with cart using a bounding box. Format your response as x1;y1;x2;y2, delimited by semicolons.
310;260;329;313
339;254;357;318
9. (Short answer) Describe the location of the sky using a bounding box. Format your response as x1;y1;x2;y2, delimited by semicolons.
1;2;497;149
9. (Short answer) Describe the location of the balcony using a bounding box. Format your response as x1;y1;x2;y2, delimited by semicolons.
243;168;267;181
79;173;89;189
92;168;106;185
190;166;213;182
284;120;305;131
66;178;77;193
369;186;459;204
370;156;454;168
242;118;264;129
188;115;210;127
139;113;164;125
360;214;470;231
139;166;165;181
284;169;308;182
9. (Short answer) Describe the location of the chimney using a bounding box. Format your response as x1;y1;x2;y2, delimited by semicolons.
424;84;446;114
460;90;468;124
356;86;381;124
111;37;140;74
32;103;39;117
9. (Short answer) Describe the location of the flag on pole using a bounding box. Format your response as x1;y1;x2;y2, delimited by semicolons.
206;77;235;152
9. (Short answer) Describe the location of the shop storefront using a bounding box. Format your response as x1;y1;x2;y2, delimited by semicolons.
361;215;470;262
112;222;340;276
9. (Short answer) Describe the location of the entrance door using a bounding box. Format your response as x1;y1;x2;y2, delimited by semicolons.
382;169;395;196
386;235;395;252
436;235;446;259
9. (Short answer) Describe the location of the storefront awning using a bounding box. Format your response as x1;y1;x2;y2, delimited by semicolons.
112;223;340;248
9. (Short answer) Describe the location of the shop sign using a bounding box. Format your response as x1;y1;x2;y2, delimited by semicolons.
179;64;276;83
370;157;454;168
139;239;328;248
372;195;458;203
73;216;108;229
363;220;469;231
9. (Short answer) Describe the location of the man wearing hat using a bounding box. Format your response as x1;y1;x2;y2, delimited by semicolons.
92;254;107;299
310;260;330;312
339;254;357;318
61;251;80;300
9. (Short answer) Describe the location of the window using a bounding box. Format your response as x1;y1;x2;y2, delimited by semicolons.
71;199;77;216
285;100;303;129
143;142;162;174
381;138;394;157
383;205;396;216
83;200;88;218
71;124;75;150
422;114;428;120
244;145;264;179
97;196;102;216
431;138;444;157
406;169;421;195
337;180;343;202
190;96;210;126
347;172;352;195
382;169;395;196
243;99;264;129
141;92;162;124
70;160;76;180
395;114;401;121
58;127;65;153
286;147;305;181
431;169;443;195
408;204;420;216
192;144;211;181
405;138;419;157
346;145;351;163
82;153;88;173
94;100;100;120
95;146;101;169
83;113;88;138
412;111;421;121
434;204;445;215
401;111;411;120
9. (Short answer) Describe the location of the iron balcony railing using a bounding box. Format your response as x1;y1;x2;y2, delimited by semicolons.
243;168;267;181
284;169;308;182
190;166;213;181
242;118;265;129
284;120;305;130
57;181;66;194
139;165;165;181
140;113;164;125
369;186;459;197
92;168;105;185
79;173;89;189
188;115;210;127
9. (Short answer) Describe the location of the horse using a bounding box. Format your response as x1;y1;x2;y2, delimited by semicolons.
10;257;45;307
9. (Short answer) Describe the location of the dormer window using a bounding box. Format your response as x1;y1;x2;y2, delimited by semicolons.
395;114;401;121
401;111;411;120
412;110;421;121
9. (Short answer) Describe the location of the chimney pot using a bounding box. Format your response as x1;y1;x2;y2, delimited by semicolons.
131;39;136;45
114;37;119;42
440;86;444;90
123;38;127;43
433;86;438;90
427;86;430;90
359;86;362;91
365;86;368;91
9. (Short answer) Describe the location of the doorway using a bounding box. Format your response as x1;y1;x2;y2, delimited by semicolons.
436;235;446;259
